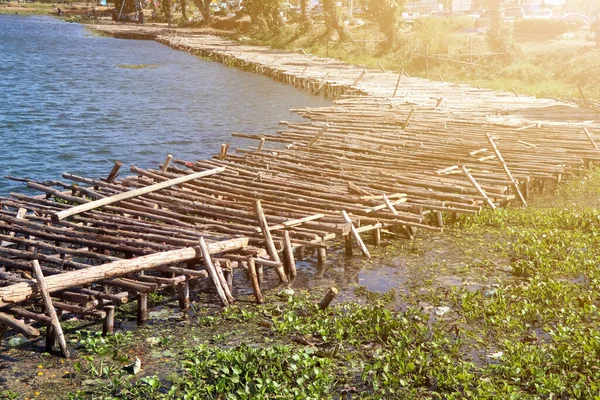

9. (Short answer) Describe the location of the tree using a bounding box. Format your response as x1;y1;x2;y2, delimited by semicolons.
323;0;346;40
367;0;403;50
300;0;311;29
486;0;516;55
244;0;283;28
193;0;212;22
180;0;188;21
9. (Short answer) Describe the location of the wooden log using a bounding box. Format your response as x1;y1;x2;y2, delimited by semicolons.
247;258;264;304
79;288;129;304
53;167;225;221
161;154;174;172
105;161;122;184
214;261;235;304
52;301;106;318
254;200;287;282
317;247;327;264
137;293;147;325
199;237;229;307
344;235;353;256
485;134;527;207
371;228;381;246
403;107;415;130
9;307;52;324
32;260;69;357
341;210;371;258
0;238;248;308
0;312;40;338
178;282;190;310
319;287;339;309
45;324;56;352
461;166;496;210
282;230;297;278
103;305;115;335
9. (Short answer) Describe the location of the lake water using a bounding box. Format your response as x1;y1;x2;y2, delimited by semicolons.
0;15;330;195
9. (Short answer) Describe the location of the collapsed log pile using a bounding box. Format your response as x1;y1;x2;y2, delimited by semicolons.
2;29;600;356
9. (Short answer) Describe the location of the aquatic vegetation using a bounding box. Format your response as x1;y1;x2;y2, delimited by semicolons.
117;64;159;69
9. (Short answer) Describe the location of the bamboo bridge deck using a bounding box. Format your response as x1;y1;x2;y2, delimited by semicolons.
1;28;599;355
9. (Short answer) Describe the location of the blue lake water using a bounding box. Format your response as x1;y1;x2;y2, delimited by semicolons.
0;15;330;195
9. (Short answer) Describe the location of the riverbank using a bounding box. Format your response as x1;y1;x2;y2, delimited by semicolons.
0;2;109;16
4;170;600;399
2;18;600;400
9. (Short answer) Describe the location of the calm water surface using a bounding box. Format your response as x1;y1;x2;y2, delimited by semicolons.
0;15;330;194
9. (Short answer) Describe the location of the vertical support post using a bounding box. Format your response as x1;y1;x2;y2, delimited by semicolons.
161;154;173;172
344;235;353;256
32;260;69;358
254;200;287;282
248;258;264;304
137;293;147;326
257;137;266;152
103;305;115;335
371;229;381;246
215;262;235;304
319;287;339;309
317;247;327;264
106;161;122;183
342;209;373;257
436;211;444;228
45;324;56;352
282;230;297;278
178;282;190;311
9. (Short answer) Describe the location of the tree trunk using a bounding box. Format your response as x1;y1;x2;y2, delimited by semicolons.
193;0;211;22
323;0;346;40
180;0;188;21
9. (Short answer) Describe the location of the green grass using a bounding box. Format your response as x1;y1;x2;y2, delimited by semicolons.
0;2;55;15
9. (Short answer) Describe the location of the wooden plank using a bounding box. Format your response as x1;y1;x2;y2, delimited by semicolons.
53;167;225;221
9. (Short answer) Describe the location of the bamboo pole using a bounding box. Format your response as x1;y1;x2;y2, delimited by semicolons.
341;210;371;258
254;200;287;282
199;237;229;307
32;260;69;357
282;230;297;278
247;258;264;304
53;167;225;221
461;166;496;210
485;134;527;207
0;238;248;308
392;68;403;98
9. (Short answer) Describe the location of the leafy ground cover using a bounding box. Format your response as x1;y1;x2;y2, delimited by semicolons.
3;170;600;399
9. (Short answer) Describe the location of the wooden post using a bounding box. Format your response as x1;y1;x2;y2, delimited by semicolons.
247;258;264;304
161;154;173;172
106;161;122;183
53;167;225;221
371;228;381;246
254;200;287;282
137;293;147;325
215;262;235;304
392;68;403;98
344;235;353;256
32;260;69;357
435;211;444;228
103;305;115;335
462;166;497;210
45;324;56;352
578;84;587;104
485;134;527;207
177;282;190;310
257;137;266;152
282;230;297;278
199;237;230;307
341;210;371;258
317;247;327;264
319;287;339;309
223;270;233;293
